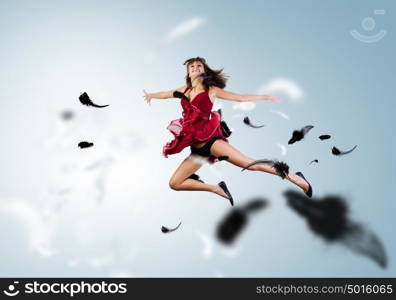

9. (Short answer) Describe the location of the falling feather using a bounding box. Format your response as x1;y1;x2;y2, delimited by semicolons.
78;141;94;148
216;198;268;245
241;159;289;179
283;190;387;268
288;125;314;144
79;92;109;108
319;135;331;140
161;221;182;233
61;110;74;121
243;117;265;128
332;145;357;156
241;159;274;172
273;161;290;179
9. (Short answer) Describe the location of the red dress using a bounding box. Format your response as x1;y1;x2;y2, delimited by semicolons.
163;87;228;161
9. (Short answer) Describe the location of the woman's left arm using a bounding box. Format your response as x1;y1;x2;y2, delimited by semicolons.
212;87;280;103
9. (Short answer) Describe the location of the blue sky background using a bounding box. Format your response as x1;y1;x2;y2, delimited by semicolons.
0;0;395;277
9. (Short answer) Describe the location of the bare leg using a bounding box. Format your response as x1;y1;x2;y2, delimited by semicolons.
169;156;230;199
210;140;310;192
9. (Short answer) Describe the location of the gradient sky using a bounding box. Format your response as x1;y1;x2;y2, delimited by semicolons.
0;0;395;277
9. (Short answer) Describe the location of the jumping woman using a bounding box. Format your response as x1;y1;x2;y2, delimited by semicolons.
143;57;312;206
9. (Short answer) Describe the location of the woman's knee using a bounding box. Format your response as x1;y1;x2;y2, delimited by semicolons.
169;179;178;190
169;178;181;190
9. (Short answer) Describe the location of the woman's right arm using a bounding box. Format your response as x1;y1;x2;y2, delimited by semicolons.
143;86;186;105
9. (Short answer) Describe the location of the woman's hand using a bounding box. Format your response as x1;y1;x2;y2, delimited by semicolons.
264;95;281;103
143;89;153;105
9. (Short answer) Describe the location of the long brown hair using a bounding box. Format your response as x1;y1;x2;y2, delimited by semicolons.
183;57;228;90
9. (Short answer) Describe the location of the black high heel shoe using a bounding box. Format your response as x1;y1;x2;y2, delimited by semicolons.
295;172;313;198
218;181;234;206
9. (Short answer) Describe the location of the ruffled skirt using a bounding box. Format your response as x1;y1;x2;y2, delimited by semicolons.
163;110;227;160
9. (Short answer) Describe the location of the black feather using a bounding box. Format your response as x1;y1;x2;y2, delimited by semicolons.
78;141;94;148
243;198;268;213
241;159;274;172
288;125;314;144
241;159;289;179
161;221;182;234
61;110;74;121
319;135;331;140
301;125;314;135
216;209;245;244
309;159;319;165
332;147;341;155
216;198;268;244
273;161;290;179
243;116;265;128
79;92;109;108
332;145;357;156
288;130;303;144
283;190;388;267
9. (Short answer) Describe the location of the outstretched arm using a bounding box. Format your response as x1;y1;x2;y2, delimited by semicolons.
212;87;280;103
143;86;186;105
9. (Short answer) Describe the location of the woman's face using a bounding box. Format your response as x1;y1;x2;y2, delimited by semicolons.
188;60;205;79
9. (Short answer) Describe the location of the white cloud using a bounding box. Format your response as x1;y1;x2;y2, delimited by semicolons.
220;245;241;258
207;164;225;180
163;17;205;44
68;258;81;268
195;230;241;260
232;102;256;111
213;270;225;277
0;199;57;257
109;270;135;278
195;231;213;259
232;113;243;118
277;143;287;156
270;109;290;120
259;78;303;102
212;102;223;111
89;254;114;268
146;17;206;63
